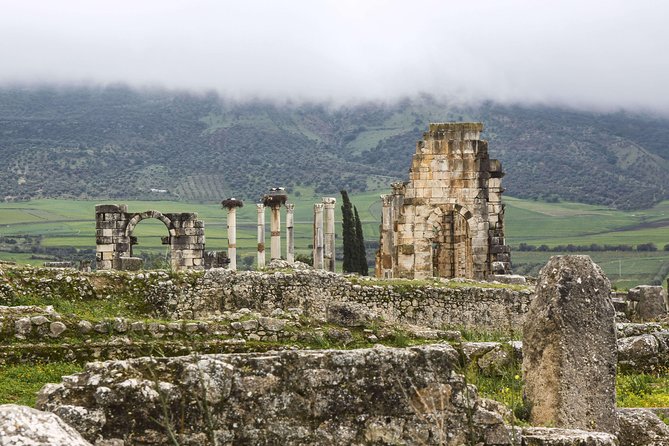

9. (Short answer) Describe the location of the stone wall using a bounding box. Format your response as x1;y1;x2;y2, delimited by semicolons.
0;266;532;332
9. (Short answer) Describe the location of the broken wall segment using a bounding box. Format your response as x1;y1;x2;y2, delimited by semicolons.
523;255;619;434
376;122;511;280
95;204;205;272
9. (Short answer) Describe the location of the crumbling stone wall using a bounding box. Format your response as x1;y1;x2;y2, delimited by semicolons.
95;204;205;272
0;266;531;332
376;123;511;280
36;345;513;445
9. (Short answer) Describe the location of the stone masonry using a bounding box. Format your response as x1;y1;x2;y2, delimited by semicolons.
95;204;205;272
376;123;511;280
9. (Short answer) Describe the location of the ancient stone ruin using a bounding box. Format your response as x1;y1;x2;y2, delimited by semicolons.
376;122;511;280
95;204;205;272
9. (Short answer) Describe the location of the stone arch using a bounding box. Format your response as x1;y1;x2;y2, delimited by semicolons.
427;204;474;279
124;210;175;238
95;204;205;272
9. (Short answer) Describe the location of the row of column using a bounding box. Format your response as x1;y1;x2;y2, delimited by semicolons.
252;203;295;269
226;198;334;272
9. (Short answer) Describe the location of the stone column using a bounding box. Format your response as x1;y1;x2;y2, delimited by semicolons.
256;204;266;269
322;197;336;272
379;194;393;278
313;203;324;269
285;203;295;263
227;207;238;271
270;204;281;261
523;255;618;434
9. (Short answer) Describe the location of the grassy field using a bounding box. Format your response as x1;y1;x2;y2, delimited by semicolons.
1;193;668;288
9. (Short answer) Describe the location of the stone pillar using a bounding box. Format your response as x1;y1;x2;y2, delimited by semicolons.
379;195;393;278
227;207;238;271
256;204;265;269
168;213;205;271
313;203;324;269
270;204;281;261
285;203;295;263
523;255;618;434
322;197;336;272
95;204;129;270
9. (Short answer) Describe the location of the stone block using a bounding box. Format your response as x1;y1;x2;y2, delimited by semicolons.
118;257;143;271
628;285;667;320
523;255;618;434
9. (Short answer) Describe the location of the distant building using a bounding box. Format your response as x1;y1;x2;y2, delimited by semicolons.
375;122;511;280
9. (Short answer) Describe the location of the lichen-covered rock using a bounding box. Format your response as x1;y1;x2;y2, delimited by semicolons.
36;345;515;445
522;427;618;445
0;404;92;445
617;408;669;446
523;255;618;434
617;334;661;370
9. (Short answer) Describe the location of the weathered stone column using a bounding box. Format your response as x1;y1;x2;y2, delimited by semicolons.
313;203;324;269
378;194;393;278
256;204;265;269
285;203;295;263
222;199;243;271
270;204;281;261
322;197;336;272
523;255;618;434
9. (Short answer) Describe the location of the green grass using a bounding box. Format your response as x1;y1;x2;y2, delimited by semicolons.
0;362;82;406
617;370;669;407
2;194;669;286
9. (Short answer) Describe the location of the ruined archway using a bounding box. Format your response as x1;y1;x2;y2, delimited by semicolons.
95;204;205;271
428;205;474;279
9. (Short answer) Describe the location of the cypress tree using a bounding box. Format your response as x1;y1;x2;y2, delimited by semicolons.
353;206;368;275
340;190;356;273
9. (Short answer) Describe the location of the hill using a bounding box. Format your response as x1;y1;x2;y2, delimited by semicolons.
1;85;668;209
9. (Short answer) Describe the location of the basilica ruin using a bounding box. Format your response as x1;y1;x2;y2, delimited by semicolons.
375;122;511;280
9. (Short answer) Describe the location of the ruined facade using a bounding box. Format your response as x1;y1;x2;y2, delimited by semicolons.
95;204;205;272
376;123;511;280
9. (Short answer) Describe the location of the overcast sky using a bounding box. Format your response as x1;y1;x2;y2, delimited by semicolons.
1;0;667;113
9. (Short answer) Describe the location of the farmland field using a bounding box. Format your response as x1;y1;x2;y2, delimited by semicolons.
1;192;668;289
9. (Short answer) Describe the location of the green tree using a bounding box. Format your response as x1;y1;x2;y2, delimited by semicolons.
353;206;368;275
340;190;356;273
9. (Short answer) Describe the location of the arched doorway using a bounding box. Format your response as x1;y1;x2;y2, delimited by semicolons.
432;210;473;278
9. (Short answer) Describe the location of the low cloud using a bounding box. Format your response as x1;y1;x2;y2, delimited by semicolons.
1;0;667;113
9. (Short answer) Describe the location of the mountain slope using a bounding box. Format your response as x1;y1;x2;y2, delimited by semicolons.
0;85;668;209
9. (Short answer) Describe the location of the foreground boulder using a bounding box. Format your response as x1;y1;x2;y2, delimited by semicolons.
617;408;669;446
37;345;512;445
0;404;92;446
523;255;619;434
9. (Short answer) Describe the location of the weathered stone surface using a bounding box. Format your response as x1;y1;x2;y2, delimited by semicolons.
617;333;660;371
36;345;514;445
375;122;511;280
617;408;669;446
0;404;92;445
521;427;618;445
477;345;513;377
523;255;618;434
628;285;668;320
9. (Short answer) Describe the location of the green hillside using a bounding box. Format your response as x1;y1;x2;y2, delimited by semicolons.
1;86;669;209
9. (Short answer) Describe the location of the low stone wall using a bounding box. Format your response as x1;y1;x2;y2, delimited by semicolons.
36;345;512;445
0;266;533;332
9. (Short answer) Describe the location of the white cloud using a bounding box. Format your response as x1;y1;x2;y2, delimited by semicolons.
0;0;667;113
